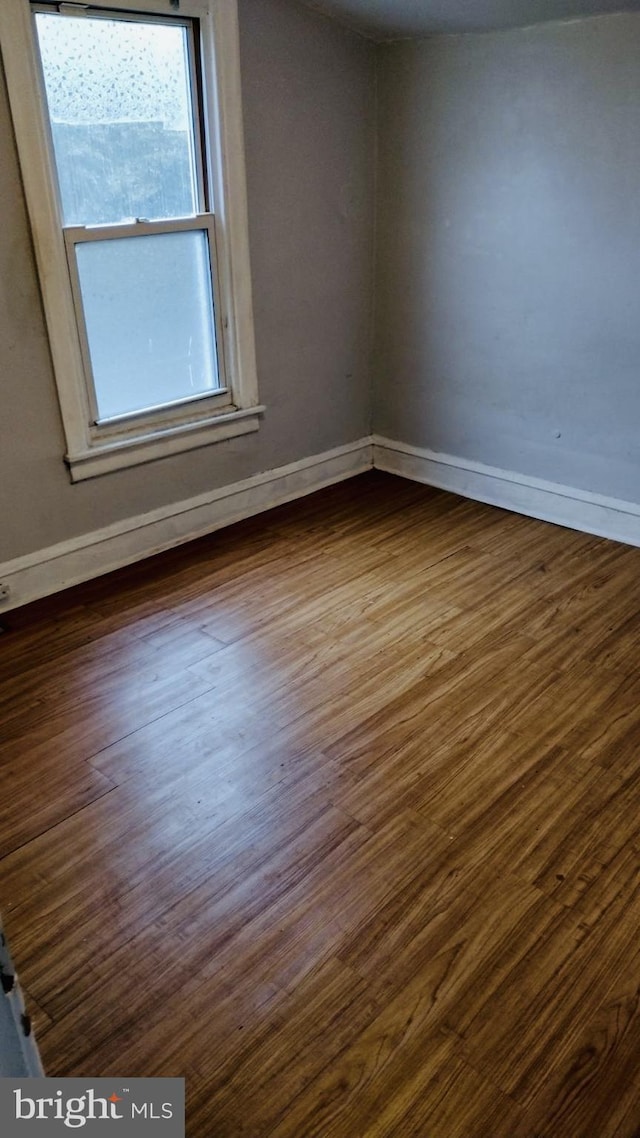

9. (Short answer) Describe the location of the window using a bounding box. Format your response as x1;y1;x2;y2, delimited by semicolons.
1;0;261;480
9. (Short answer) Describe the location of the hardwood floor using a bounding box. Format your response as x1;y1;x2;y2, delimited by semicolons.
2;469;640;1136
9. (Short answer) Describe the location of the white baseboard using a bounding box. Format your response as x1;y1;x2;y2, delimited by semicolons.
0;438;373;612
4;433;640;612
373;435;640;548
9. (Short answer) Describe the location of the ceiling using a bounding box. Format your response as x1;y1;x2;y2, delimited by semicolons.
303;0;640;39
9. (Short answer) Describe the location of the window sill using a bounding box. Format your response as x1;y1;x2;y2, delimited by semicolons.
66;404;265;482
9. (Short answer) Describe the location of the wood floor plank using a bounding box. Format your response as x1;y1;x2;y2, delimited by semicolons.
191;957;382;1137
0;761;116;859
506;941;640;1138
10;768;356;1023
3;471;640;1136
456;853;640;1107
262;969;525;1138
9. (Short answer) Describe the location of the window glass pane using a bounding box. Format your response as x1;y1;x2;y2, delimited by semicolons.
34;12;198;226
75;230;220;420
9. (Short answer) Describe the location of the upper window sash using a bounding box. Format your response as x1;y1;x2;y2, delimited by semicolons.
32;3;210;225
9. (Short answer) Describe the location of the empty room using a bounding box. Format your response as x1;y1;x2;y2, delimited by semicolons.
2;0;640;1133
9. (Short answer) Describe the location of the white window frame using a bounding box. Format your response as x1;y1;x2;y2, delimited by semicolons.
0;0;263;481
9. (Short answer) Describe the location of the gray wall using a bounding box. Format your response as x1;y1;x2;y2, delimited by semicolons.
373;14;640;501
0;0;375;562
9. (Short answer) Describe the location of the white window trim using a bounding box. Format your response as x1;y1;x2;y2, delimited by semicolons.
0;0;263;481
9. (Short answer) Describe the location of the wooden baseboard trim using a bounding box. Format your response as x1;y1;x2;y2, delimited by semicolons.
0;438;373;611
373;435;640;548
373;434;640;546
7;432;639;612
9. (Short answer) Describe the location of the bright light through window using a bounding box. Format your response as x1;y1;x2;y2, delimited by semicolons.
35;12;199;226
75;229;219;420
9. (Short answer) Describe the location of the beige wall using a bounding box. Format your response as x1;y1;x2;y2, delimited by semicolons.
0;0;375;562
